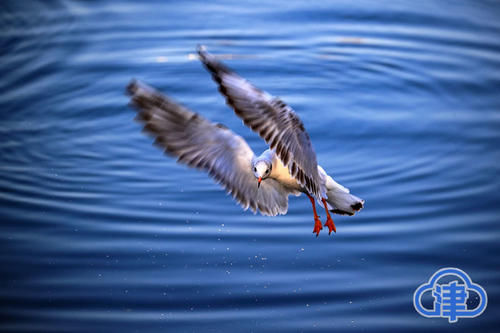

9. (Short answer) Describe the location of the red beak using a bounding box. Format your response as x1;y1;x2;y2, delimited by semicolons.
257;177;262;188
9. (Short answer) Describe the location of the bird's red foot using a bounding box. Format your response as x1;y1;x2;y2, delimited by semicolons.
324;216;336;235
313;217;323;237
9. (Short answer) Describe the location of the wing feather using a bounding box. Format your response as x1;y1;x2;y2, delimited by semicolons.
198;48;324;198
127;80;289;216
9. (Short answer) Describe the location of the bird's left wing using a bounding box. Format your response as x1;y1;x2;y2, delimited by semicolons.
127;80;289;216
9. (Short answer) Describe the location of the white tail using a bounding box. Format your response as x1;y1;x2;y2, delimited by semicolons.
326;187;364;216
318;167;364;216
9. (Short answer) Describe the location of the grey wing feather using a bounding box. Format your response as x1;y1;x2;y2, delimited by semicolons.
198;47;323;198
127;80;289;216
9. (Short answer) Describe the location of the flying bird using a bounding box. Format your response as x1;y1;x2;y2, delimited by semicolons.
127;46;364;236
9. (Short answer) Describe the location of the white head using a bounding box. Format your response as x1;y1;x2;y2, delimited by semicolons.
252;160;272;188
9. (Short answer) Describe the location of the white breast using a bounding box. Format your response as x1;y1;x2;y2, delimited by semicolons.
270;154;303;191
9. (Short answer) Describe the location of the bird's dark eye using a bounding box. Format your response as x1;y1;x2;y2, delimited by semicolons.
266;168;269;173
253;167;257;172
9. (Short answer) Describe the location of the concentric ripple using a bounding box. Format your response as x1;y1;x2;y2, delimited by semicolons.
1;0;500;332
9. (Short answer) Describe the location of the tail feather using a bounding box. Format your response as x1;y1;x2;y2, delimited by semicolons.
326;188;364;216
320;177;364;216
317;166;364;216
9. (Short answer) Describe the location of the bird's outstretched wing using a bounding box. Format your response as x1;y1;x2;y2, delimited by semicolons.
198;47;323;198
127;80;289;216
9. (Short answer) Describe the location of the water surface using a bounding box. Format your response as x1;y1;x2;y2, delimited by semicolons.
1;0;500;332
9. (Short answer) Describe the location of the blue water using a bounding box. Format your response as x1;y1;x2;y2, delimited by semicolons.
1;0;500;332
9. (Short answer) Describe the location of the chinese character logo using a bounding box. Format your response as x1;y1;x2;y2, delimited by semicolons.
414;267;487;323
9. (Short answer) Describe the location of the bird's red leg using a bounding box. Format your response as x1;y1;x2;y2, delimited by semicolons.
307;194;323;237
321;198;336;235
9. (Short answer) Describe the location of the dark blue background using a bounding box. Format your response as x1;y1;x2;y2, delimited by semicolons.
1;0;499;332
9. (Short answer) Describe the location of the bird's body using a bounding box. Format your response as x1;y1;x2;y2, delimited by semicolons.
257;149;363;215
127;46;364;236
267;150;302;192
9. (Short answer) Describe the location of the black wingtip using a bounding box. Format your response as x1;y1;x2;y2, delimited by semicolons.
126;78;138;96
197;44;206;54
197;45;208;63
196;45;232;75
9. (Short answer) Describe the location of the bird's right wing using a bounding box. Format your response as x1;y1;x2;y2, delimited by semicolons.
127;80;289;216
198;47;324;198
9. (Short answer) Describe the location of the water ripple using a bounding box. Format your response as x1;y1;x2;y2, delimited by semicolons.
1;0;500;331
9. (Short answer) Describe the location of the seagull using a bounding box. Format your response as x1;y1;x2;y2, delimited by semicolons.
127;46;364;236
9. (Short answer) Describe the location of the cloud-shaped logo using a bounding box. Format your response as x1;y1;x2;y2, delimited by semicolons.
413;267;487;323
